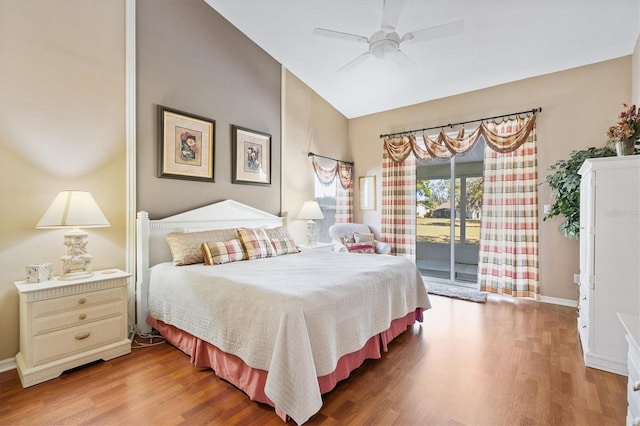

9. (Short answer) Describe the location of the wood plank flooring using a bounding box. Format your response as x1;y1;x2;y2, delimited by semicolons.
0;294;627;425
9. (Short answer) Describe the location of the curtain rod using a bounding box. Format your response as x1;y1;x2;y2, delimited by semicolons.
308;152;354;166
379;107;542;139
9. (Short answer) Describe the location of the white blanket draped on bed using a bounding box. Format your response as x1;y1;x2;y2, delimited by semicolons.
148;250;431;424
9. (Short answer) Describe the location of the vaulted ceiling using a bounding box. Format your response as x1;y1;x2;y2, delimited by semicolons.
205;0;640;118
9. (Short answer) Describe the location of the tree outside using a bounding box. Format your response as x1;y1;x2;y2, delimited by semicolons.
416;177;483;244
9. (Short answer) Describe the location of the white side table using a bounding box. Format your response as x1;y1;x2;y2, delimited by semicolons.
15;269;131;387
297;242;335;252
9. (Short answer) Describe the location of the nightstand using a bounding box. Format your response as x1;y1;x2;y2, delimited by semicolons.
14;269;131;387
297;242;335;251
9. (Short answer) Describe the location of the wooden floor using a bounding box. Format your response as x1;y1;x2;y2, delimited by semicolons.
0;294;627;425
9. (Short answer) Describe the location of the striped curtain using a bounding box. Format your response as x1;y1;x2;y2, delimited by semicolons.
311;157;353;223
335;163;353;223
381;114;539;298
477;119;539;298
381;142;416;259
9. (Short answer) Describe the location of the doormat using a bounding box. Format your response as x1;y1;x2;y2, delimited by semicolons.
425;281;488;303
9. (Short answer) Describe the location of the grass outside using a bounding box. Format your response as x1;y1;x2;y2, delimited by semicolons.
416;217;481;245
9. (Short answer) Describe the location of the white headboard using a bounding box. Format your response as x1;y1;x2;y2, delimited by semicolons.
135;199;284;334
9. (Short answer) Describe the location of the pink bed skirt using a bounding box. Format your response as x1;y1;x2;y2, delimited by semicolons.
147;308;422;422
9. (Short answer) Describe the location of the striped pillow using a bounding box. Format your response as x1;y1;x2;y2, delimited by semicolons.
237;228;277;259
270;237;300;255
201;239;247;265
265;226;300;255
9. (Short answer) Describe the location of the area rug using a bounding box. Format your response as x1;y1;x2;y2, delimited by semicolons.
425;281;488;303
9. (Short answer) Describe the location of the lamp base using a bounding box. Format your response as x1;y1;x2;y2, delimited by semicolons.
58;270;94;281
305;220;317;246
60;229;93;280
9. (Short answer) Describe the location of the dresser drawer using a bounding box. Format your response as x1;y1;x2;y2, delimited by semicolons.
32;301;123;336
32;287;123;318
31;315;125;366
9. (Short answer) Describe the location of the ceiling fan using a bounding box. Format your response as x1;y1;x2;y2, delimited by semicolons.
313;0;464;72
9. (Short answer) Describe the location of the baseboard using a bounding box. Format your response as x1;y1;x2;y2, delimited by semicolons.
0;357;16;373
540;295;577;308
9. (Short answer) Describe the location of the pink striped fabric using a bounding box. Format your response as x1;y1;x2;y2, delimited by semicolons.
477;119;539;298
312;157;353;223
381;145;416;259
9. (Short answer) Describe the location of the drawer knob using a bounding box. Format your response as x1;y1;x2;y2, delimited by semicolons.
75;332;91;340
634;381;640;392
78;314;86;320
78;298;87;305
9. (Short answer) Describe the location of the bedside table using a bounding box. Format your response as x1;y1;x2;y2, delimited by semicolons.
14;269;131;387
298;242;335;251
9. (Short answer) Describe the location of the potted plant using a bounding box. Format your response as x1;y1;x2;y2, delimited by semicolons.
606;103;640;156
543;146;615;239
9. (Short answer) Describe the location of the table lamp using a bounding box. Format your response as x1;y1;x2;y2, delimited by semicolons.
36;191;110;280
297;201;324;245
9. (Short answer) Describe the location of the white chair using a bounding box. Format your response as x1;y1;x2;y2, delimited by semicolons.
328;223;391;254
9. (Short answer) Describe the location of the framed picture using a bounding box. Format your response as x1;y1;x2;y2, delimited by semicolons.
158;105;215;182
359;176;376;210
232;125;271;186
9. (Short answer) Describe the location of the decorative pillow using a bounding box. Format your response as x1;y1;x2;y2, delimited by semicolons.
201;239;246;265
166;228;238;265
339;235;356;245
265;226;300;255
237;228;277;259
346;243;375;254
270;237;300;255
353;232;375;244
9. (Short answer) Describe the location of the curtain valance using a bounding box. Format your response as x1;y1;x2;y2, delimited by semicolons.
383;114;537;163
311;156;353;190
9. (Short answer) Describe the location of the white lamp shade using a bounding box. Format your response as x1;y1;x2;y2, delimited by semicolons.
36;191;110;229
297;201;324;221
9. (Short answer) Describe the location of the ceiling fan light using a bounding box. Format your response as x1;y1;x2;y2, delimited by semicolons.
370;39;398;59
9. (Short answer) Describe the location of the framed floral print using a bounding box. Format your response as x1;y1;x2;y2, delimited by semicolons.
158;105;215;182
231;125;271;186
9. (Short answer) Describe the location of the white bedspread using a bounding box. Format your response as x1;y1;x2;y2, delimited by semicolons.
148;250;430;424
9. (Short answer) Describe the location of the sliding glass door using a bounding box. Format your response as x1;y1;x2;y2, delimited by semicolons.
416;139;484;286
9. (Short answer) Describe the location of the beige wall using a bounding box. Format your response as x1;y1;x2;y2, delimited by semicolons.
282;71;349;242
348;57;632;301
0;1;126;361
136;0;282;219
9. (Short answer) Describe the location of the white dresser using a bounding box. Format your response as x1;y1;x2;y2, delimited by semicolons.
618;313;640;426
15;269;131;387
577;156;640;375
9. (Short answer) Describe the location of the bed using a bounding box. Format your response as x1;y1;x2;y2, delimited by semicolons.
136;200;431;424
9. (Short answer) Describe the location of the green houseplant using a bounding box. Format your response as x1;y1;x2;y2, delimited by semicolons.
543;146;616;239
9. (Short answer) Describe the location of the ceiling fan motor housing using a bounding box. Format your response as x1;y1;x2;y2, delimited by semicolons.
369;30;400;59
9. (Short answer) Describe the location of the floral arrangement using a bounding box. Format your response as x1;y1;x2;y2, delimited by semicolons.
607;103;640;142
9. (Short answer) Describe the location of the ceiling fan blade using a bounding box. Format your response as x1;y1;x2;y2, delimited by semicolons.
313;28;368;43
338;52;372;72
391;50;416;69
402;20;464;43
381;0;405;31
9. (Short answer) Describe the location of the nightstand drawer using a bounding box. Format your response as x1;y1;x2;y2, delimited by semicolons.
32;287;123;318
32;300;123;335
32;315;125;366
